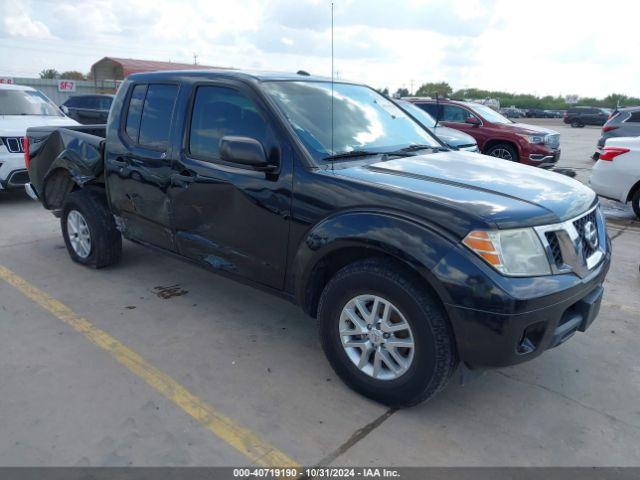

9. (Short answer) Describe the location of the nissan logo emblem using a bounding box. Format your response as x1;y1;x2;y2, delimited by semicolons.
583;221;598;250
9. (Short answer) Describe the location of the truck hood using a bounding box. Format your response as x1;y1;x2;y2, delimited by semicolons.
334;151;595;229
0;115;79;136
433;125;477;148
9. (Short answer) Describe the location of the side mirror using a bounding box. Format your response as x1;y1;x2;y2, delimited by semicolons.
465;116;481;126
219;136;275;171
60;105;69;115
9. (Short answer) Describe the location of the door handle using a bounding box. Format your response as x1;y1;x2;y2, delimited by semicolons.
170;171;197;187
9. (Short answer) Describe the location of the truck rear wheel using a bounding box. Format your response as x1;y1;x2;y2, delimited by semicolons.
317;258;458;407
61;189;122;268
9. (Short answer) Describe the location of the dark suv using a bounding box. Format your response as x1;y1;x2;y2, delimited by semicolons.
598;107;640;147
410;98;561;167
60;94;113;124
564;107;611;128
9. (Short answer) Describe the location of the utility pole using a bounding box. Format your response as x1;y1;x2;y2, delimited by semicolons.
410;79;414;95
193;53;198;65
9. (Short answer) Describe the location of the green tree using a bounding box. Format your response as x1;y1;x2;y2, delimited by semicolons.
60;71;86;80
377;87;389;96
415;82;453;98
394;87;409;98
39;68;60;79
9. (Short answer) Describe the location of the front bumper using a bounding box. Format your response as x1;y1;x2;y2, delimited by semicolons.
528;148;561;168
434;235;611;369
0;151;28;191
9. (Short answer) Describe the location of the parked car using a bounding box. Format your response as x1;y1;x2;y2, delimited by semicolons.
589;136;640;219
60;94;114;124
25;70;610;407
501;107;525;119
525;108;546;118
564;107;611;128
409;98;561;167
545;110;563;119
395;100;478;151
0;83;78;193
597;107;640;150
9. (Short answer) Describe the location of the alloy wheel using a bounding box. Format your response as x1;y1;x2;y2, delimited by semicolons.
67;210;92;259
490;148;513;160
339;294;415;380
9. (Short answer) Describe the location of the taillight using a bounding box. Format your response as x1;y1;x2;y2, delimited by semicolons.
602;125;619;133
23;136;30;169
599;146;629;161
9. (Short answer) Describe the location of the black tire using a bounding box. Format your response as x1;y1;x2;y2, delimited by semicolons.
571;120;584;128
631;189;640;220
61;189;122;268
485;143;519;162
317;258;458;407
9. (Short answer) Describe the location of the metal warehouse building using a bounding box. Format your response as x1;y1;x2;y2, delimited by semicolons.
90;57;229;83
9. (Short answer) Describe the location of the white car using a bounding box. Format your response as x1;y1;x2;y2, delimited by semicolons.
589;136;640;219
0;84;79;193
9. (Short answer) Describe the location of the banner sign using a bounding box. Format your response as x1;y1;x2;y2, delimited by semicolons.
58;80;76;92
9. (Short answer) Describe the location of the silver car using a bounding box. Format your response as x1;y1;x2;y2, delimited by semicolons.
597;107;640;149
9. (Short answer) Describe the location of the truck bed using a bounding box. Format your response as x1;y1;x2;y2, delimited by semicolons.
27;124;106;209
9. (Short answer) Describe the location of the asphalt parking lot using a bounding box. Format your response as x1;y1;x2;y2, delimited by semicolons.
1;119;639;467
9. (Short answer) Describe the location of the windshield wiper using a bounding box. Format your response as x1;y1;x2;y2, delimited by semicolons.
398;144;448;152
323;150;389;161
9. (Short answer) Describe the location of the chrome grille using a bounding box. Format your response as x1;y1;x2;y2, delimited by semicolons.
545;134;560;149
545;231;563;267
1;137;24;153
573;210;598;258
534;206;605;278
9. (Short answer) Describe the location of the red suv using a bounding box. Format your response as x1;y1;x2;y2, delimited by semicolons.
407;98;561;167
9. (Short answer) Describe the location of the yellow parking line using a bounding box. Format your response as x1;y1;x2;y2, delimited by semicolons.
0;265;297;468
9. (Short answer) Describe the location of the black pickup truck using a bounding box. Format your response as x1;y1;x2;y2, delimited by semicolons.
25;70;611;407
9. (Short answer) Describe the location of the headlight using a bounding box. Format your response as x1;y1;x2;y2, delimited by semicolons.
462;228;551;276
522;134;546;144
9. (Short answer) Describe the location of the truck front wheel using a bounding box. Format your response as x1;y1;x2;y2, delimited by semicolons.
317;259;458;407
61;189;122;268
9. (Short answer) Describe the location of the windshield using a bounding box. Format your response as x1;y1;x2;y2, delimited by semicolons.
471;103;512;124
397;100;436;128
262;81;440;162
0;89;63;116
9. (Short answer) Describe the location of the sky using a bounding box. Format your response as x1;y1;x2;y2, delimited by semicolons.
1;0;639;98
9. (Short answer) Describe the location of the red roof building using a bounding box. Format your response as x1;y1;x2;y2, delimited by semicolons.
90;57;230;82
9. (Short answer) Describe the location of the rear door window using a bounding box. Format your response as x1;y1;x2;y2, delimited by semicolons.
138;84;179;149
441;105;470;123
416;103;438;117
83;97;101;109
64;97;80;108
98;97;113;110
125;84;147;142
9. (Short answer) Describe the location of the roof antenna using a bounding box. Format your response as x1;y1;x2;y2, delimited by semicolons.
330;1;335;172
